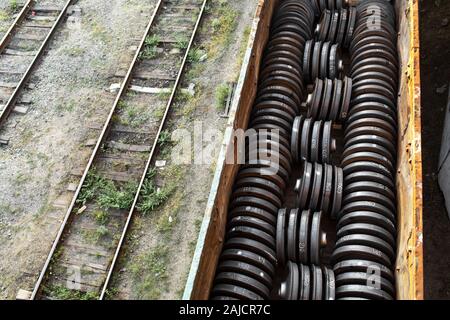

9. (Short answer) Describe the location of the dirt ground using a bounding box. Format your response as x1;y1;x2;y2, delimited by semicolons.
0;0;156;299
419;0;450;300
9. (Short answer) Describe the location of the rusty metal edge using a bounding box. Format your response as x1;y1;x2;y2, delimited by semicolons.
409;0;423;300
98;0;209;300
30;0;165;300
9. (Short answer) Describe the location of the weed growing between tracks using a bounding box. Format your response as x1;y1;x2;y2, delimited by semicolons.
140;35;159;59
43;285;98;300
137;168;173;215
77;170;137;210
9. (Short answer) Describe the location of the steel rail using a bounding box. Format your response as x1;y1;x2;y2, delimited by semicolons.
30;0;164;300
0;0;77;129
98;0;209;300
0;0;34;54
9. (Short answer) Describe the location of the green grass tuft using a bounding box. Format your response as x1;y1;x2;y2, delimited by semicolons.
9;0;18;12
140;35;159;59
44;285;98;300
130;245;169;299
77;171;137;210
187;48;203;63
157;130;171;149
137;168;173;215
174;35;189;50
215;83;230;110
207;2;238;58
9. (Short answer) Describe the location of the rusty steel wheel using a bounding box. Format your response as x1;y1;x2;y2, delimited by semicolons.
331;244;391;266
344;180;395;202
349;100;397;121
322;120;335;163
336;8;348;46
320;79;334;120
339;76;352;120
329;43;342;79
352;79;397;102
310;211;325;264
311;41;323;80
316;9;332;41
221;248;276;277
343;6;356;48
339;200;396;224
290;116;303;162
321;163;334;213
217;260;273;289
329;78;343;121
336;284;393;300
342;142;395;166
320;41;331;78
229;196;279;216
298;210;311;264
350;35;397;58
287;208;300;261
299;264;309;300
344;170;395;193
227;225;276;250
342;162;393;188
328;10;340;42
300;118;314;162
276;208;288;266
296;162;313;208
335;272;394;297
311;265;323;300
310;120;323;162
337;211;396;239
236;167;286;190
212;283;265;300
234;176;284;200
330;165;343;219
224;237;277;266
307;78;324;119
345;117;397;140
309;163;324;210
334;233;395;263
323;266;336;300
337;222;395;249
214;272;271;299
343;190;396;214
228;215;275;239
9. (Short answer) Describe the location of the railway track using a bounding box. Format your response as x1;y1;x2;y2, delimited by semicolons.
30;0;207;300
0;0;76;134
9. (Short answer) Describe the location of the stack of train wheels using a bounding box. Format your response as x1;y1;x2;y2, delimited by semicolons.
331;0;398;300
211;0;315;300
211;0;399;301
